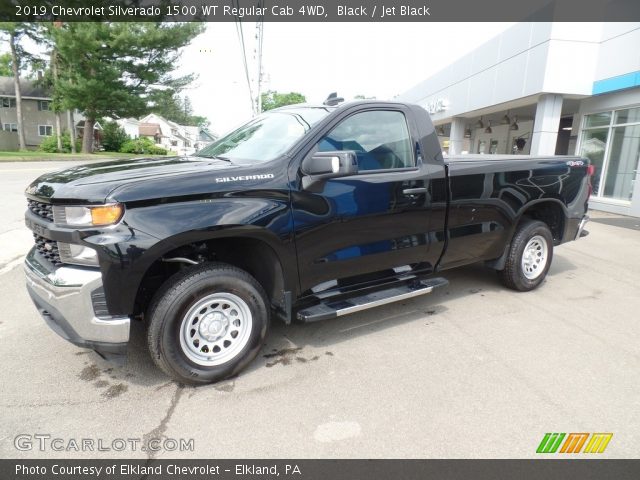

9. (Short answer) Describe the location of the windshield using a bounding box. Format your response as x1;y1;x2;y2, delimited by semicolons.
196;107;331;164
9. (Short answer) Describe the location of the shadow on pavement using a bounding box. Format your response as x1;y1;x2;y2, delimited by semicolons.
93;255;577;385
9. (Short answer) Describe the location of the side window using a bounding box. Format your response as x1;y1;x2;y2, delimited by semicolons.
317;110;414;171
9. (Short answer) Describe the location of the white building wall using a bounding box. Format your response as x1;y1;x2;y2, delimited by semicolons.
398;23;640;120
398;21;640;217
397;23;602;120
595;24;640;81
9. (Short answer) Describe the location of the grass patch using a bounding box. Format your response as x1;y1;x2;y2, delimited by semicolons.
0;151;171;162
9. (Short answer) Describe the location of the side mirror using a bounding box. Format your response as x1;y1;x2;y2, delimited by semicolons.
301;151;358;190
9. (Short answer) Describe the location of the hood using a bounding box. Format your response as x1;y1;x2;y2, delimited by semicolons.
25;156;240;203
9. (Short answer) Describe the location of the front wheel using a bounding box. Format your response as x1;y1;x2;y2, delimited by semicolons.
497;219;554;291
147;262;269;385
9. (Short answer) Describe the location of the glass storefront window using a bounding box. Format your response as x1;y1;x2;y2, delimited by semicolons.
614;107;640;125
579;128;608;196
603;124;640;201
584;112;611;128
580;108;640;202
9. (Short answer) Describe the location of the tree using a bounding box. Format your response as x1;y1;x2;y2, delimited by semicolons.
150;90;210;127
0;52;11;76
0;23;42;150
39;23;77;153
101;120;129;152
260;90;306;112
51;22;203;153
150;89;184;123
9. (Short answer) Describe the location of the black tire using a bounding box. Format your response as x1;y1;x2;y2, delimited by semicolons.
147;262;269;385
497;219;554;292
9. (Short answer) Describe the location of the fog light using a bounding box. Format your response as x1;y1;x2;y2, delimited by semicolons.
57;242;99;266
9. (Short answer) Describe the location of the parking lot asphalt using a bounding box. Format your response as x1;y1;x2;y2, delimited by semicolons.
1;161;639;459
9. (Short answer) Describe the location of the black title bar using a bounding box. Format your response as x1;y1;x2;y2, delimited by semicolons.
1;0;640;22
2;459;640;480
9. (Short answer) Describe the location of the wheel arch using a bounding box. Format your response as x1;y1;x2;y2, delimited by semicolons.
486;199;567;270
516;199;567;244
131;227;294;322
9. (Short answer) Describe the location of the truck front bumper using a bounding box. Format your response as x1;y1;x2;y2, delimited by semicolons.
24;247;130;361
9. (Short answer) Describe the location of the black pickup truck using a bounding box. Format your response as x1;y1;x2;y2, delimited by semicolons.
24;100;592;384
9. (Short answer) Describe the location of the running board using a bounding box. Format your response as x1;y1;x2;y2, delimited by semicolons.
297;277;449;323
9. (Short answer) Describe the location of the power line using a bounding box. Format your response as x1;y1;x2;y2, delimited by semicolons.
233;0;254;115
255;0;264;114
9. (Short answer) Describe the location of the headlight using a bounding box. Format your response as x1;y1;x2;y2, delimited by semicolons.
57;242;99;266
53;204;123;227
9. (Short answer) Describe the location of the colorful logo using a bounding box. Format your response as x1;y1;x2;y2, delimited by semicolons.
536;433;613;454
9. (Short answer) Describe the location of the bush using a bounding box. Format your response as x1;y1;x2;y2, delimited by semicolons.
39;131;81;153
119;137;167;155
101;121;129;152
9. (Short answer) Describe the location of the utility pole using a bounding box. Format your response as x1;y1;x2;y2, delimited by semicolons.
255;20;264;114
234;9;264;117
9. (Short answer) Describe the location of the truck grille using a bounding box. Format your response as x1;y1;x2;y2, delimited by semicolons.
27;199;54;222
33;233;61;265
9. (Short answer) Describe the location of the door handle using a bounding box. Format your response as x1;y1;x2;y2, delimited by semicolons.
402;187;427;195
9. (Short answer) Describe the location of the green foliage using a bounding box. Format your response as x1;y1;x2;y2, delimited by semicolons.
49;22;204;151
150;90;210;127
101;121;129;152
0;53;11;76
120;137;167;155
0;23;45;150
260;90;306;112
0;23;43;72
39;131;81;153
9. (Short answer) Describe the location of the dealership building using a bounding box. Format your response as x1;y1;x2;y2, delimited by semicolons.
397;22;640;217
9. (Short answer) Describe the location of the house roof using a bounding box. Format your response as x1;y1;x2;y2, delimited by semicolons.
139;123;163;137
76;120;103;130
199;129;217;142
0;76;50;99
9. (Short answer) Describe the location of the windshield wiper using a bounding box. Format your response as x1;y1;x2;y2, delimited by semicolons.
194;154;233;162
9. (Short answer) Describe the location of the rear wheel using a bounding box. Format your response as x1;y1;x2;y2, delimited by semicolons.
147;262;269;385
498;219;554;291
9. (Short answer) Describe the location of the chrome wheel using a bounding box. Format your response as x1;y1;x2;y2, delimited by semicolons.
179;292;253;366
521;235;548;280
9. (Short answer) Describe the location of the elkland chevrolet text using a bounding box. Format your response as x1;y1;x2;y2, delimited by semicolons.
24;100;591;384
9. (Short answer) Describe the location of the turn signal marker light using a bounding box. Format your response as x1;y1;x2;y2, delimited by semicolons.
91;204;123;225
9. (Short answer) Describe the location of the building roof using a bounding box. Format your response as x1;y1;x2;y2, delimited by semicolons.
0;76;50;99
139;123;163;137
198;129;217;142
76;120;103;130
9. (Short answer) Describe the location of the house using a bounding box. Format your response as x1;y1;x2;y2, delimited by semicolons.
0;76;97;150
113;113;217;155
115;117;140;139
138;113;193;155
138;122;163;144
75;120;103;148
137;113;216;155
188;125;217;151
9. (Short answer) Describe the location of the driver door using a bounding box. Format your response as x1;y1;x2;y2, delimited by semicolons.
291;107;438;295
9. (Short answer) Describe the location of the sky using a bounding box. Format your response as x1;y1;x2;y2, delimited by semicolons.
177;22;515;135
0;22;515;134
